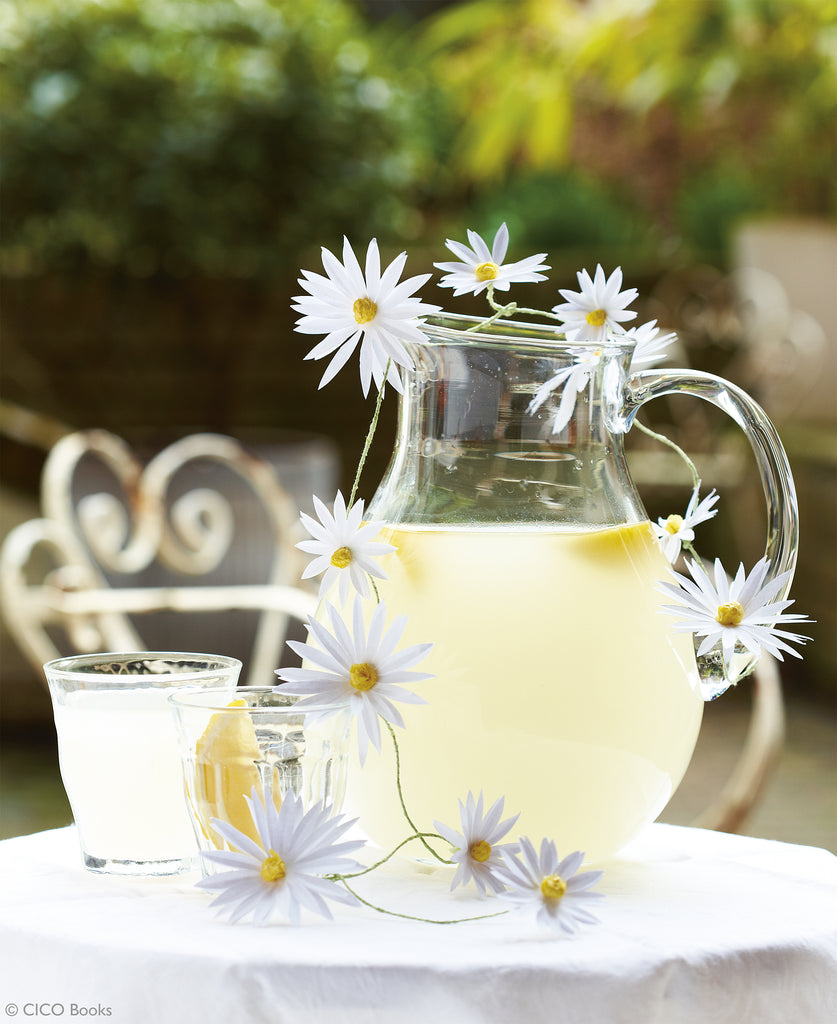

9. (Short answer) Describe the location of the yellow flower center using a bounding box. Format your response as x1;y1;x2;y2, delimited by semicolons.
665;514;684;535
349;662;379;692
330;546;353;569
716;601;745;627
540;874;567;901
469;840;492;863
474;261;499;282
353;297;378;325
260;849;287;883
586;308;607;326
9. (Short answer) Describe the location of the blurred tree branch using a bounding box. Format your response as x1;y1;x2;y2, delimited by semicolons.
422;0;837;224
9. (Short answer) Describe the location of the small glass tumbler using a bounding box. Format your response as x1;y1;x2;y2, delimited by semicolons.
44;652;241;875
169;687;351;870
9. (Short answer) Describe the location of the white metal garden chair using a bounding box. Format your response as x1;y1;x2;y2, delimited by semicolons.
0;430;317;688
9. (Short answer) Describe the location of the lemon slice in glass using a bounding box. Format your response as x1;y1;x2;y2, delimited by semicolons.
194;699;280;847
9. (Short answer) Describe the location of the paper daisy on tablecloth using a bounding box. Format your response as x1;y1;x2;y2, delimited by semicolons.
434;222;550;297
498;839;604;937
552;264;638;344
433;791;520;896
652;488;720;564
196;788;365;926
297;491;395;604
275;598;434;764
293;237;441;395
658;555;812;666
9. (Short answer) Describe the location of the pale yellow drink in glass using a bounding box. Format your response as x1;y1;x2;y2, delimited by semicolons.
54;688;196;861
345;521;703;864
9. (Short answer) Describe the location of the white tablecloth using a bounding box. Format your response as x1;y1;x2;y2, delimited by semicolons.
1;824;835;1024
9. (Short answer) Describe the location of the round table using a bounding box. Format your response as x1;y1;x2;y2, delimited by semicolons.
1;824;835;1024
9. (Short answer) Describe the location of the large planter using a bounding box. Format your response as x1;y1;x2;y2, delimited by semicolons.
731;218;837;698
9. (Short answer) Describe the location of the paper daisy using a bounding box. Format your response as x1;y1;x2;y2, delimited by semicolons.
626;318;678;369
552;265;638;344
297;491;396;604
433;791;520;896
434;222;550;297
658;555;812;666
527;351;600;436
293;237;441;395
652;488;720;564
498;839;604;936
275;598;434;764
196;787;365;926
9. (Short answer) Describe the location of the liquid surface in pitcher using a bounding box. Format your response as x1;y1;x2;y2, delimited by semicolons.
344;520;703;864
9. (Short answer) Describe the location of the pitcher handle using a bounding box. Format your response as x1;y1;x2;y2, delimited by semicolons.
621;369;799;697
623;369;799;587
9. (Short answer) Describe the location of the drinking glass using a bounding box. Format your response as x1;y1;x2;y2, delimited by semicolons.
44;652;241;875
169;687;351;870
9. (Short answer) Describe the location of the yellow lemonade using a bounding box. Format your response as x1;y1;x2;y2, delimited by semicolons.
345;521;703;864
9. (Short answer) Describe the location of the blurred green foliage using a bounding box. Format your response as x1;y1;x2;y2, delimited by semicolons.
464;170;667;271
0;0;446;277
424;0;837;256
674;169;771;259
5;0;832;278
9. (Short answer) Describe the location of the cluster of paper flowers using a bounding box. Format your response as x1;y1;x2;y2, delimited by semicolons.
195;223;810;934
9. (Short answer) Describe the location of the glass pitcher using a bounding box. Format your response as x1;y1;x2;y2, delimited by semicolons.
345;313;798;863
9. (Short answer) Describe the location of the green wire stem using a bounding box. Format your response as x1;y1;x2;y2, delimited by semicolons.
632;417;701;492
335;832;452;880
386;721;449;864
348;357;391;508
336;877;509;925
